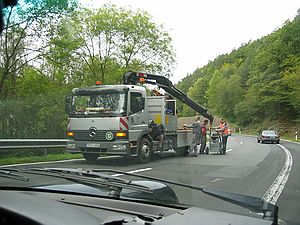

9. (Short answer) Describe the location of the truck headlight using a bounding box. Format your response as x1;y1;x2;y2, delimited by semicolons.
67;131;74;137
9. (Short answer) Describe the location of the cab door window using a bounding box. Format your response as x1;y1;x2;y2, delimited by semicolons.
130;92;145;114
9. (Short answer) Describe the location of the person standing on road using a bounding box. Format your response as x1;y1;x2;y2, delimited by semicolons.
183;115;201;157
215;118;229;154
199;119;209;154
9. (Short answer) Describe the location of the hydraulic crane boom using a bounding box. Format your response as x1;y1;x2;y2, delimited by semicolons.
123;71;214;122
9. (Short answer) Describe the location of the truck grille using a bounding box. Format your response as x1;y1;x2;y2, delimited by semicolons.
74;130;113;141
72;130;128;141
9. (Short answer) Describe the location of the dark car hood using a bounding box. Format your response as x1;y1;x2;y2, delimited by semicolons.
34;180;179;205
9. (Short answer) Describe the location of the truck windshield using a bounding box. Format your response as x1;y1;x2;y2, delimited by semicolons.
71;92;126;117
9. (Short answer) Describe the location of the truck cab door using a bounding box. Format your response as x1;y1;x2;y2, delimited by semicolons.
128;91;148;142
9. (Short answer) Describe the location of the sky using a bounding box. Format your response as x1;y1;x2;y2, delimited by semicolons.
82;0;299;83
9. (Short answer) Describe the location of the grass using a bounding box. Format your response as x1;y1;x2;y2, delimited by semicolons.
280;135;300;143
0;153;83;166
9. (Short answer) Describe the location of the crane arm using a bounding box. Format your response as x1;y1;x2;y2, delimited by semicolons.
123;71;214;122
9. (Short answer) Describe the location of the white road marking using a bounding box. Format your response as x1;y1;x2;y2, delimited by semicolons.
0;158;85;168
226;148;233;152
262;144;293;204
210;178;224;183
112;167;152;177
0;155;121;168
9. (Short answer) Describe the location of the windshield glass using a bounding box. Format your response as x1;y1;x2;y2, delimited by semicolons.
262;131;277;135
71;92;126;116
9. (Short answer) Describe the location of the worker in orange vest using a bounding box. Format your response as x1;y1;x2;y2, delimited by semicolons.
215;118;229;154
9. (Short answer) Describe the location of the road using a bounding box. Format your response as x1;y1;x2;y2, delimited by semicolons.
4;135;300;225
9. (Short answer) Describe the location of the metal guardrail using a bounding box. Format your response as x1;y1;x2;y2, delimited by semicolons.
0;139;68;149
0;139;68;157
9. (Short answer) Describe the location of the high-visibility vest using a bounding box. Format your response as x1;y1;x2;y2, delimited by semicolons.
220;123;229;135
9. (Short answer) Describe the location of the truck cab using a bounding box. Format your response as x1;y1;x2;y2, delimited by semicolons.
66;84;149;162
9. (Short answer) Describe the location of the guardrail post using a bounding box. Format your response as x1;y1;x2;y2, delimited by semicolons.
44;148;47;157
296;131;298;141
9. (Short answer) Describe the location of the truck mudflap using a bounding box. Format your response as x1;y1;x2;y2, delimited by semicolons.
66;140;130;155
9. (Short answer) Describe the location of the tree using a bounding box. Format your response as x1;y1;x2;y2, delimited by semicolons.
48;4;175;84
0;0;77;98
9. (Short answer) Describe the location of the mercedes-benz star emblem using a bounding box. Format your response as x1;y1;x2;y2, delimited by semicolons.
89;127;97;137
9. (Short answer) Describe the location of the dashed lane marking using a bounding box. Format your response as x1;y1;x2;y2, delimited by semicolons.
112;167;152;177
0;158;85;168
0;156;121;168
226;148;233;152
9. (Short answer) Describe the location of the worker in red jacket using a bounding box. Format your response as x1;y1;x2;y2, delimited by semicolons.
199;119;209;154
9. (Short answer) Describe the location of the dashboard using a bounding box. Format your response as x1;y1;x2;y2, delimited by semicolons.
0;189;273;225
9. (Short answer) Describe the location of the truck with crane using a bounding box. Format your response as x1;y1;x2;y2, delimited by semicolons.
65;71;214;163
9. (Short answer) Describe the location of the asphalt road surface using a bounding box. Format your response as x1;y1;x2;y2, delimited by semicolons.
4;135;300;225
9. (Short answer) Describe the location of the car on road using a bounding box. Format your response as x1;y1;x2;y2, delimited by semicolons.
257;130;280;144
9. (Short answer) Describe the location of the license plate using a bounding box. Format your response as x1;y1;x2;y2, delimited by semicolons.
86;143;100;148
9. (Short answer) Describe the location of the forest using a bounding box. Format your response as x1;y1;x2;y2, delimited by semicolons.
0;0;175;138
177;10;300;135
0;0;299;139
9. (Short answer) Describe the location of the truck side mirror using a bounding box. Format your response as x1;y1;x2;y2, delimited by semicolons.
65;96;71;114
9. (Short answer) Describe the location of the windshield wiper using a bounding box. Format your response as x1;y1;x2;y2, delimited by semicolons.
0;169;29;182
2;168;153;198
92;169;279;225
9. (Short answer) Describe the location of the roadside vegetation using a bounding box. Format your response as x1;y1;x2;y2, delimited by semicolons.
176;10;300;136
0;0;175;139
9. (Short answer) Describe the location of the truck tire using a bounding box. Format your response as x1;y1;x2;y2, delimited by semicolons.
83;153;99;162
137;137;152;163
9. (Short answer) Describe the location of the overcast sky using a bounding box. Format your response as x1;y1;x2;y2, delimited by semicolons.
82;0;299;83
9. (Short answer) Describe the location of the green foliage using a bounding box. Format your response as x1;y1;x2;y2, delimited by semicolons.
46;4;175;85
282;65;300;114
0;4;176;139
177;13;300;130
0;0;78;98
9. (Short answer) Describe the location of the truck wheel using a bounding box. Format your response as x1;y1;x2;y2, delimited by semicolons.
138;137;152;163
83;153;99;162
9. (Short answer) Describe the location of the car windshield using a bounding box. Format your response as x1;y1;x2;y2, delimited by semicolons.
262;131;277;135
0;1;299;225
